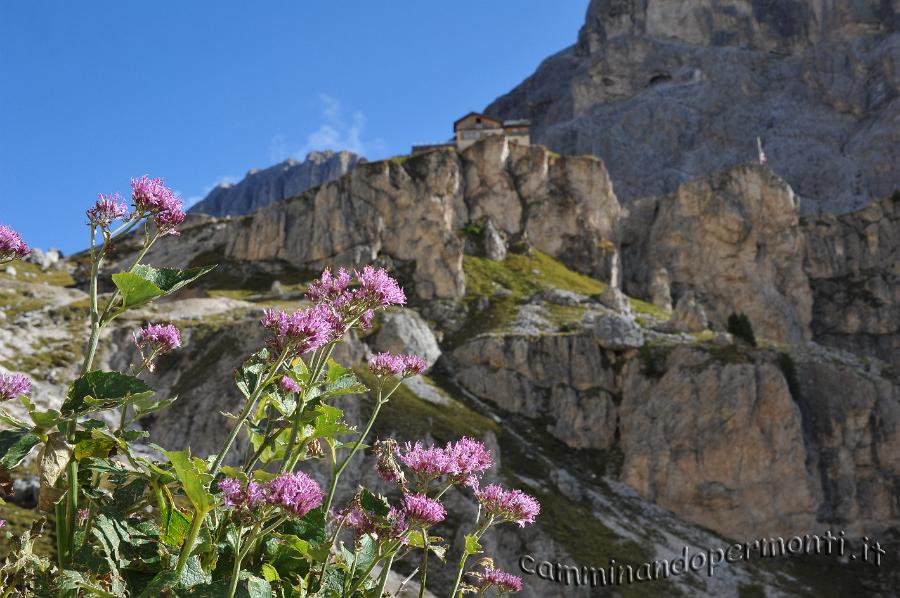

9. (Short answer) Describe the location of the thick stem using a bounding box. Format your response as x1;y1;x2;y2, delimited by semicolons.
374;552;396;598
419;529;429;598
174;507;205;579
281;343;337;473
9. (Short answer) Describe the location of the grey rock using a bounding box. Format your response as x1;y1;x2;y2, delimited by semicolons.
486;0;899;214
532;287;587;306
189;150;364;217
4;266;16;277
482;218;507;261
648;267;673;311
269;280;285;297
597;286;631;314
373;309;441;367
665;290;709;333
25;248;60;270
591;312;644;350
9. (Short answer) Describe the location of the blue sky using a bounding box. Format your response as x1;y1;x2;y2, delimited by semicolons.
0;1;587;254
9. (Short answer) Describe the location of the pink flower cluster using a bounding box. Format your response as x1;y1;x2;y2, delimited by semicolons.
220;472;323;519
86;193;129;228
261;305;333;358
367;352;427;378
396;437;493;487
305;266;406;332
477;566;523;594
0;224;30;262
475;484;540;528
130;175;185;235
135;323;182;354
0;372;31;402
401;493;445;527
279;375;301;394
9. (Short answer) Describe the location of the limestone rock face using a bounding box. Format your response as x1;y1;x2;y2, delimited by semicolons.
620;164;812;343
618;349;819;539
804;195;900;368
665;290;709;333
486;0;898;212
450;331;900;542
373;308;442;368
189;150;364;217
111;138;621;303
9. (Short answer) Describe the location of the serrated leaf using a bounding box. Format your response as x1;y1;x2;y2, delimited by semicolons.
179;554;212;588
74;437;116;461
113;264;217;309
0;428;41;469
260;562;280;582
63;370;155;415
359;488;390;517
464;534;482;556
281;507;326;543
136;571;179;597
164;449;214;513
318;373;368;401
131;394;177;418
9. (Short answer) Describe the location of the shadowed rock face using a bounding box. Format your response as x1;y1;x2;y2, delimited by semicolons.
188;150;364;217
486;0;898;213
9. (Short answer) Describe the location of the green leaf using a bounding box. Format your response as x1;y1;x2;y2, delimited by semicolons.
0;405;28;429
464;534;482;556
74;437;117;461
136;571;179;598
28;408;61;429
63;370;155;415
164;449;214;513
0;429;41;469
260;562;280;583
281;507;326;543
245;575;273;598
359;489;390;517
113;264;217;309
179;554;212;588
353;534;378;572
317;373;368;401
130;394;177;419
160;503;191;546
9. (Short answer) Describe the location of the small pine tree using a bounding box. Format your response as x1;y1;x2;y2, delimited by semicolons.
727;312;757;346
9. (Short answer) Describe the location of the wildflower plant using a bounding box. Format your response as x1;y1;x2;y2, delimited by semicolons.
0;176;539;597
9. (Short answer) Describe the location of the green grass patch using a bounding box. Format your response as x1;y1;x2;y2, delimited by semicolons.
0;259;75;287
355;368;499;442
0;291;45;321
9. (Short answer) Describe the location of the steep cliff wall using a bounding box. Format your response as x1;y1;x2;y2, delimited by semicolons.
486;0;898;212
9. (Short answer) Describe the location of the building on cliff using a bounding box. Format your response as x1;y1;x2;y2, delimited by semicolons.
412;111;530;153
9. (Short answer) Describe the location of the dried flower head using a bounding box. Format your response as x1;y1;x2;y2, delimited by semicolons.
87;193;129;228
0;224;31;262
475;484;540;527
374;439;406;487
0;372;31;402
401;493;445;527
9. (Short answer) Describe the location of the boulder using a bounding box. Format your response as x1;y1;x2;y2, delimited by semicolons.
373;309;441;367
597;286;631;314
665;290;708;333
591;313;643;350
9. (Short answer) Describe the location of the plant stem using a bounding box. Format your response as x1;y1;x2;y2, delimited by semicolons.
174;507;206;579
210;350;287;478
419;529;429;598
374;552;396;598
226;527;244;598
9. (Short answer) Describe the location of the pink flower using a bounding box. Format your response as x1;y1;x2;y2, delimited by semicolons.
261;306;333;358
0;519;5;528
135;323;182;353
367;352;427;378
0;224;30;262
307;267;352;303
475;484;540;527
0;372;31;401
354;266;406;309
130;175;185;235
337;503;407;540
477;567;523;594
398;438;493;486
77;508;90;526
219;478;266;511
401;493;445;527
279;375;301;394
265;472;323;518
367;352;405;377
86;193;129;228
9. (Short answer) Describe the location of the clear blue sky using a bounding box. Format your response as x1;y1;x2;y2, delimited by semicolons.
0;1;587;254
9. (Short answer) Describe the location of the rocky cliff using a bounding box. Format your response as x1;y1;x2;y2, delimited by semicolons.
188;150;364;216
486;0;898;213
